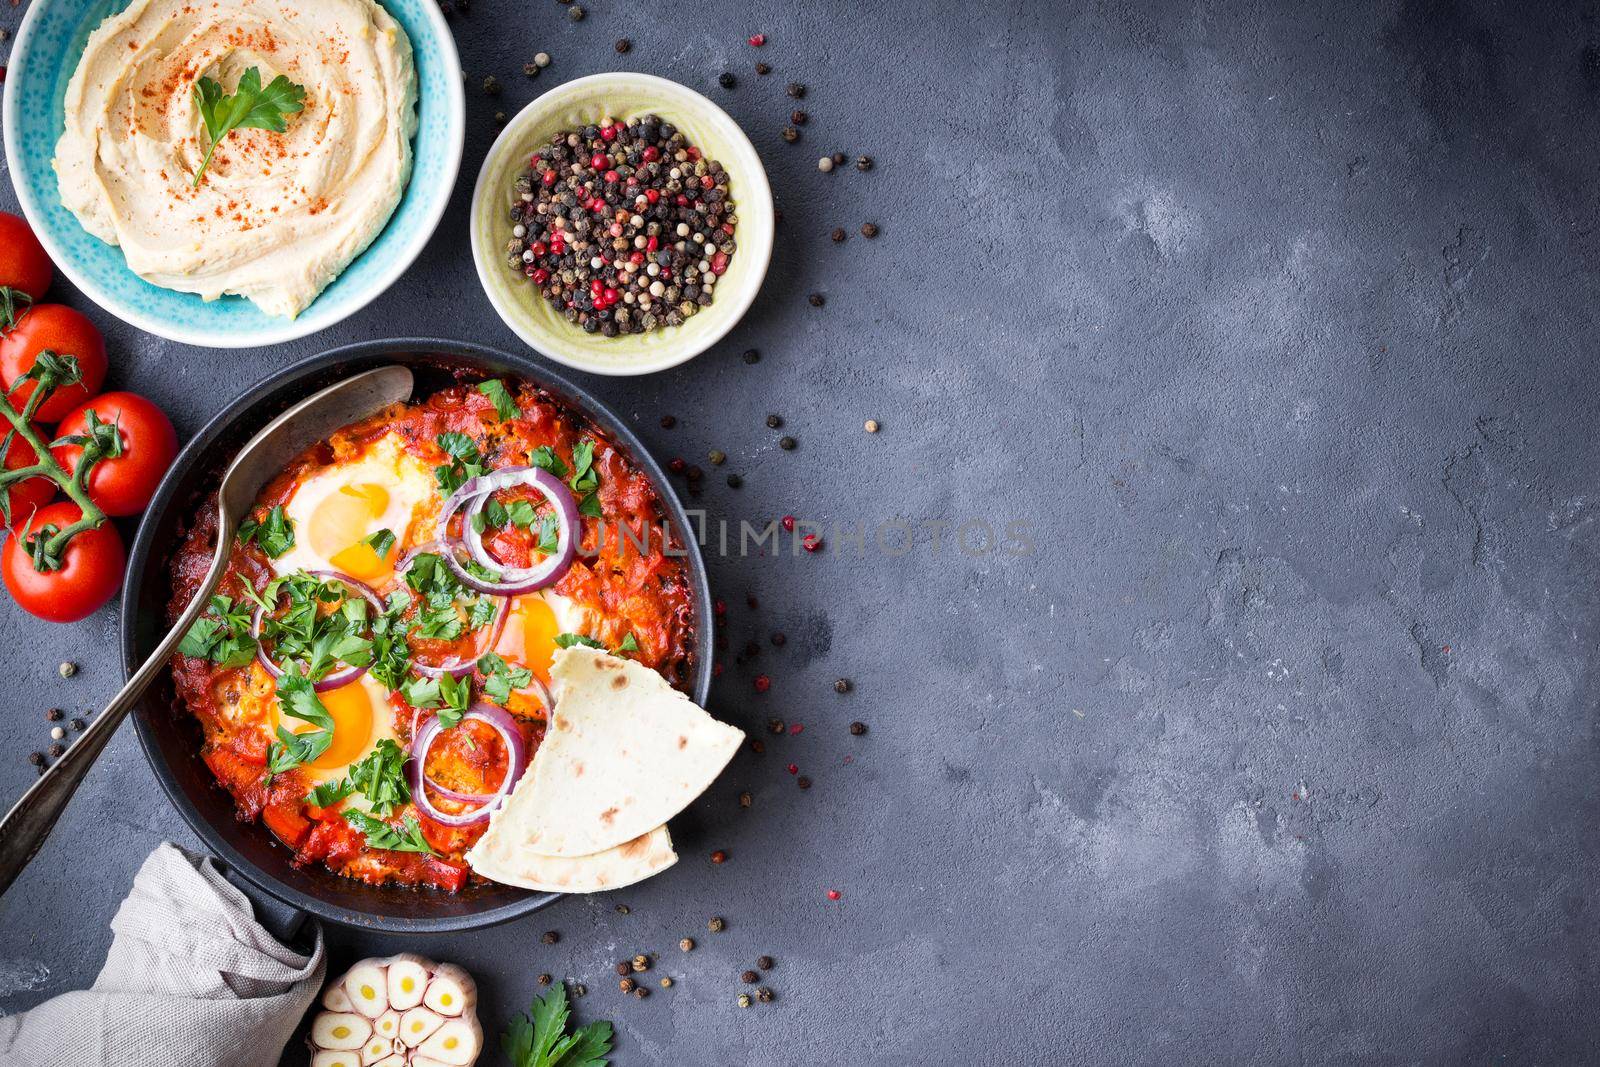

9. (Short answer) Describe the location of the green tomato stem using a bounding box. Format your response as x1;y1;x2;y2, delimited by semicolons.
0;387;108;552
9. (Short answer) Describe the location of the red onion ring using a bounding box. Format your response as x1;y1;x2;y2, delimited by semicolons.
410;595;512;679
423;774;497;805
393;540;439;579
251;570;382;693
408;704;529;827
436;467;579;596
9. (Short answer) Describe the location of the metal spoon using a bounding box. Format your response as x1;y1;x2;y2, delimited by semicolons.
0;365;414;897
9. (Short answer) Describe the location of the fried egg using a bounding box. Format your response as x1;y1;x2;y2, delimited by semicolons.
494;590;596;691
268;672;399;785
273;433;438;585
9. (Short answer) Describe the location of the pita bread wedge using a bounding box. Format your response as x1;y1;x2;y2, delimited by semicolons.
492;645;744;859
466;823;676;893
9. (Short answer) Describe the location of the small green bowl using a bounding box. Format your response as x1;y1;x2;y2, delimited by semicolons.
470;73;774;376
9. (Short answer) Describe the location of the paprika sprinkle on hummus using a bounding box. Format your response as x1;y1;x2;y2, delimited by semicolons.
54;0;418;319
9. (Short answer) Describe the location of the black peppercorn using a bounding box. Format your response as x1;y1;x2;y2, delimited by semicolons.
615;38;631;53
750;739;765;754
835;678;852;693
781;127;799;144
850;721;867;735
538;973;552;985
619;977;636;993
634;986;649;999
542;930;560;944
786;82;805;98
727;473;742;488
771;632;786;647
46;708;63;722
719;72;736;89
739;791;753;808
568;4;584;19
48;743;64;758
861;222;879;238
765;414;782;428
779;436;796;451
797;776;811;790
615;961;631;976
830;228;846;242
660;415;676;429
757;987;775;1003
755;61;771;75
791;109;807;125
756;955;774;970
856;155;874;172
767;718;784;734
740;970;759;984
27;752;44;767
742;348;760;364
708;916;726;932
831;151;846;165
808;293;825;307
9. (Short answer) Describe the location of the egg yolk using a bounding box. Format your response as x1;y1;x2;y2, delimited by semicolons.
494;594;561;686
309;483;392;583
272;680;374;771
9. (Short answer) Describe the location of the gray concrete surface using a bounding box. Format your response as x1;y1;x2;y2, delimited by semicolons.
3;0;1599;1062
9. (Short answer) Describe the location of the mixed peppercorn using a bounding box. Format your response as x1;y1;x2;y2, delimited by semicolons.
505;115;738;336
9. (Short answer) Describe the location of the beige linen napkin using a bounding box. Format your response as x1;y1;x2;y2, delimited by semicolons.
0;842;324;1067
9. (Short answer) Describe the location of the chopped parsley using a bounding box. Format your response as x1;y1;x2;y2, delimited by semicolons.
478;651;534;704
177;594;258;668
528;446;569;479
553;633;607;651
361;528;396;558
305;778;355;809
401;670;472;728
503;981;613;1067
434;432;486;497
237;505;295;558
345;810;435;854
266;663;335;775
477;378;519;421
256;572;373;683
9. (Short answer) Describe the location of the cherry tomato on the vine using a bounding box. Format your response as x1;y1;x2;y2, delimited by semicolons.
0;305;106;422
0;213;53;302
2;424;58;528
2;501;123;622
51;392;177;517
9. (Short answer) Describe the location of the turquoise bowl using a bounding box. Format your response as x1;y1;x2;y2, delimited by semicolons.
2;0;464;348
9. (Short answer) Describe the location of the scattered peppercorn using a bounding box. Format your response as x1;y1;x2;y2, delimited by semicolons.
755;61;771;75
757;987;775;1003
850;721;867;735
739;791;753;808
634;986;650;999
669;458;687;474
738;993;752;1008
756;955;774;970
797;776;812;790
538;973;552;985
28;752;44;767
535;51;551;67
865;419;880;433
779;435;796;450
817;156;833;173
835;678;853;693
750;739;765;754
808;293;825;307
781;515;796;531
615;38;631;53
740;970;759;984
718;72;736;89
827;889;841;900
771;632;786;646
680;937;695;951
710;849;728;864
46;708;63;722
742;348;760;364
574;983;588;997
789;722;804;735
860;222;879;238
542;930;560;944
567;4;584;19
495;111;508;125
619;977;636;993
708;916;726;932
482;76;503;98
48;743;64;758
831;228;846;243
50;727;64;741
791;110;808;125
59;663;76;678
727;473;742;488
687;465;703;481
856;155;874;172
709;450;726;466
615;961;631;976
748;32;766;46
768;718;785;734
781;127;800;144
71;718;87;732
786;82;806;98
660;415;676;429
523;62;541;77
786;763;798;775
754;675;771;693
615;903;631;914
632;954;650;972
831;152;846;165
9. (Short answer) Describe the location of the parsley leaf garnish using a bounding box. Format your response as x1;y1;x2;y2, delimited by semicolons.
344;810;435;854
554;633;607;651
265;662;334;775
478;651;534;704
434;432;486;497
529;446;569;479
178;594;258;668
503;981;613;1067
238;505;295;558
348;738;411;817
191;66;306;188
569;439;599;495
617;632;639;654
402;671;471;728
477;378;519;421
305;778;355;809
361;528;396;558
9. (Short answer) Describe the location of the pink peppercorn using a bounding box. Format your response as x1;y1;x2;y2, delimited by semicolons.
754;675;771;693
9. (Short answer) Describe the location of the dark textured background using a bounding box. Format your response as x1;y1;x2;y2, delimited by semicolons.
3;0;1600;1063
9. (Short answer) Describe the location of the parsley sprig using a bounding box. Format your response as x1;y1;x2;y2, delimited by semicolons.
266;663;335;775
191;67;306;188
177;594;259;668
345;810;435;854
503;981;613;1067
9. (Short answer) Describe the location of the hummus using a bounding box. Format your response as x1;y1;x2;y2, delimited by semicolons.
55;0;418;318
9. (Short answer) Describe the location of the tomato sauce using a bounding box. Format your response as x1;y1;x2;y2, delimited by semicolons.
166;382;698;892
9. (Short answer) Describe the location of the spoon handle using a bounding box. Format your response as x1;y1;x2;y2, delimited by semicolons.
0;535;231;897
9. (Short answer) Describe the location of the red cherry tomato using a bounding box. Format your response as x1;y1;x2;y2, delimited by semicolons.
0;305;106;422
0;213;52;301
2;501;124;622
51;392;177;517
2;424;58;528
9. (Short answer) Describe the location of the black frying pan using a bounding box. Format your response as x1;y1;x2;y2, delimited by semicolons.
120;339;714;932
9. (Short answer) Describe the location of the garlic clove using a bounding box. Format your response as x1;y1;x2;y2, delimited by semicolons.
416;1016;483;1065
311;1052;362;1067
398;1006;446;1048
359;1035;396;1065
322;984;355;1012
343;962;390;1018
422;964;476;1017
311;1012;373;1051
386;955;431;1011
372;1009;401;1041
